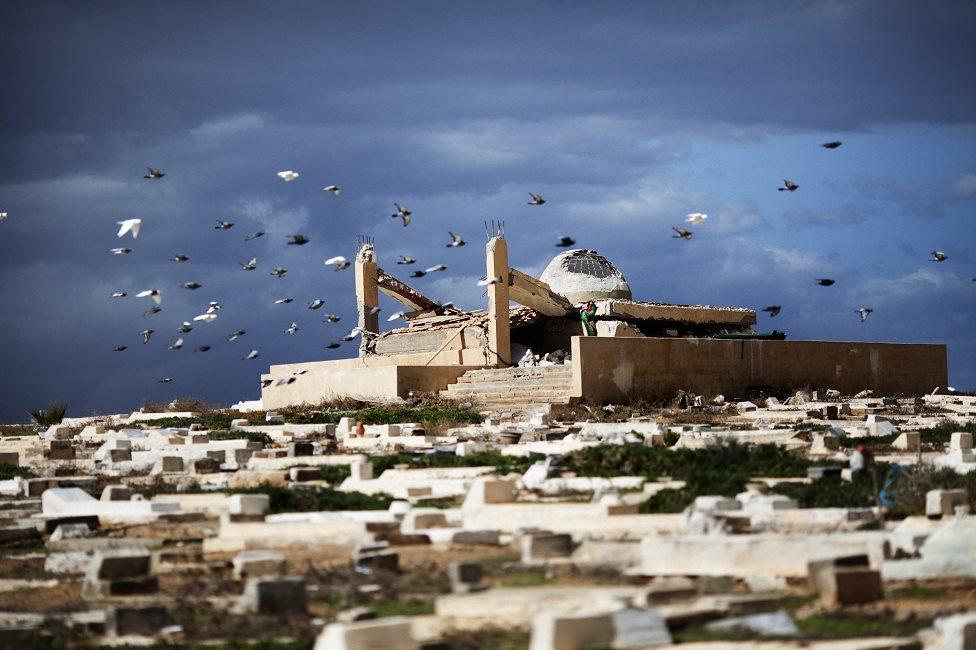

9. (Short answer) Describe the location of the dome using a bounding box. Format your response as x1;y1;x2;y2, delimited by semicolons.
539;249;632;303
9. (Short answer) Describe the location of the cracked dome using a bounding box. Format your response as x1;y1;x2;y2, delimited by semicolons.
539;249;632;303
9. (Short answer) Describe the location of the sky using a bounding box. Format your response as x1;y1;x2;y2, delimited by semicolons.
0;1;974;421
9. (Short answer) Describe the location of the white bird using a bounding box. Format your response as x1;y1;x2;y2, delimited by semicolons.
308;299;325;310
270;267;288;277
391;202;412;226
931;251;948;262
206;301;221;313
116;219;141;238
478;276;502;286
424;264;446;273
387;311;405;322
243;350;260;360
136;289;162;305
179;322;193;333
447;232;466;247
275;297;293;305
857;308;874;323
323;185;341;196
111;291;127;298
141;329;154;344
324;314;341;323
277;170;299;182
342;327;361;341
228;330;246;341
685;213;708;225
325;256;350;271
171;253;189;262
240;257;257;271
215;220;234;229
111;247;133;255
367;306;381;316
285;322;299;335
0;212;9;222
193;313;217;323
159;377;172;383
397;255;415;265
169;337;184;350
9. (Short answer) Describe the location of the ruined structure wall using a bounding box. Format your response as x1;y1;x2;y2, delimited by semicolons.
571;337;948;403
261;356;481;409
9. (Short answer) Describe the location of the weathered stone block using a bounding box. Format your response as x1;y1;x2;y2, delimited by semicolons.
934;612;976;650
350;460;373;481
315;617;413;650
206;449;227;463
354;551;399;573
233;550;287;580
463;478;517;508
926;489;967;518
230;418;250;430
815;567;882;607
892;432;920;451
100;485;134;501
448;561;484;593
161;456;184;472
192;457;220;474
89;549;152;580
108;448;132;463
0;451;20;465
951;432;973;450
229;494;269;516
288;442;313;457
522;532;573;561
403;510;447;531
234;449;254;464
806;554;869;590
237;576;307;616
289;467;320;482
106;604;170;637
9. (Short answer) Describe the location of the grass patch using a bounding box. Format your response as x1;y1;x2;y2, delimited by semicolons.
371;451;537;476
371;600;435;617
0;462;35;480
495;567;552;587
271;405;484;427
207;430;273;445
318;465;351;484
0;425;37;437
229;486;393;513
674;611;933;643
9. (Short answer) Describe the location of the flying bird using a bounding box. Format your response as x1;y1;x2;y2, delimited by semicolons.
243;350;260;360
324;314;341;323
856;308;874;323
215;220;234;229
240;257;258;271
387;311;405;322
762;306;781;317
206;301;221;313
447;232;466;247
366;306;381;316
285;322;299;335
144;167;165;179
816;278;835;286
270;267;288;278
159;378;172;384
116;219;141;238
113;345;127;352
141;329;154;344
169;338;184;350
308;299;325;310
288;234;309;246
930;251;948;262
685;213;708;225
193;313;217;323
478;276;502;286
136;289;162;305
0;212;7;222
778;180;799;192
111;247;133;255
179;322;193;333
143;305;162;316
245;230;265;241
196;345;211;352
672;227;693;240
277;170;299;182
323;185;341;196
325;256;350;271
528;192;546;205
424;264;446;273
261;379;273;388
228;330;246;341
341;327;361;341
821;141;843;149
111;291;127;298
171;253;189;262
182;282;202;290
325;342;341;349
391;203;412;226
397;255;415;265
275;297;293;305
556;236;575;248
410;270;426;278
276;377;296;386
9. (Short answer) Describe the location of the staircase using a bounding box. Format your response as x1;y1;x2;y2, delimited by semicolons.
440;365;575;416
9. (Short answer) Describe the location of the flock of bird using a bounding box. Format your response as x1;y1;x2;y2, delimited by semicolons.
4;137;965;390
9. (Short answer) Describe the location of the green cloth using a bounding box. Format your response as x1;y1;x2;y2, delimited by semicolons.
580;302;597;336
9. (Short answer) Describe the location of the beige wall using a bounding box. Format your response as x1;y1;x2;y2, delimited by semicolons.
571;336;948;403
261;356;482;409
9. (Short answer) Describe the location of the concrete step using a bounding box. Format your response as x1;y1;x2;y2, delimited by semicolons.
443;381;572;394
451;396;573;406
455;366;572;383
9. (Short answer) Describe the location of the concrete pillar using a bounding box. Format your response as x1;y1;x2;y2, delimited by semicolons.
354;244;379;356
486;236;511;367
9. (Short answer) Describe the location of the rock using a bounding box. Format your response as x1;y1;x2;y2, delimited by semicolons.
315;617;413;650
926;489;967;518
50;523;92;541
236;576;307;616
814;567;882;607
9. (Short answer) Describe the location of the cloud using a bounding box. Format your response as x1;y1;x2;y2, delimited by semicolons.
189;113;265;140
762;246;830;273
784;203;875;229
853;266;962;306
951;171;976;196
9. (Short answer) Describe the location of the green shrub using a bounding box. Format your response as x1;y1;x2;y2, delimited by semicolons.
0;462;34;480
27;402;67;426
228;486;391;513
207;430;272;445
148;413;235;430
276;406;483;426
370;451;537;476
0;426;38;437
318;465;351;484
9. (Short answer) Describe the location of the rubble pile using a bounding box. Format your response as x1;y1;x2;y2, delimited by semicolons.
0;390;973;648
